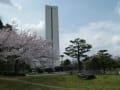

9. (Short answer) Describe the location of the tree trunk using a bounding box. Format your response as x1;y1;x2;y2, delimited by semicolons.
77;54;82;72
77;45;82;72
14;60;20;74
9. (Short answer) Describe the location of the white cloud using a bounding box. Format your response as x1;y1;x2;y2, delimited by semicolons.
10;17;21;25
9;17;120;56
112;36;120;45
13;3;23;11
10;17;45;37
0;0;22;10
60;21;120;56
23;21;45;37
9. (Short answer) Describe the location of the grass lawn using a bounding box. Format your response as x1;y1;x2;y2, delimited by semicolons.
0;75;120;90
0;79;53;90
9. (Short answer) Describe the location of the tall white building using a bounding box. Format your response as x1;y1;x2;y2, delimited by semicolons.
45;5;60;66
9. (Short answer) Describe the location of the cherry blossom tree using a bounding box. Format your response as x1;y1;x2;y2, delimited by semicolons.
0;27;56;73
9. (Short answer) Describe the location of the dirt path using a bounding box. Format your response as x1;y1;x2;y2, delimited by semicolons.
0;77;79;90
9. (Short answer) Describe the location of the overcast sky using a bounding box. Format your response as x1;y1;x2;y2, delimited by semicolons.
0;0;120;56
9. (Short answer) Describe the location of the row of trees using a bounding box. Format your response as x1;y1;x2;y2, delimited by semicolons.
63;38;120;74
0;19;119;75
84;50;120;74
0;20;56;74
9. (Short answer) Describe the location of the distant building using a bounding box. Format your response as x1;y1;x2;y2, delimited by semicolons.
31;5;60;68
45;5;60;66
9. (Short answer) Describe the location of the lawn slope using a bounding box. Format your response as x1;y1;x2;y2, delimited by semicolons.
0;75;120;90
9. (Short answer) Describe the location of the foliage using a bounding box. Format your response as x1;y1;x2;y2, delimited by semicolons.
64;38;92;72
61;59;71;66
0;19;3;29
35;68;44;73
84;50;117;74
0;20;55;74
114;57;120;68
85;55;102;72
60;55;64;58
44;68;54;73
54;66;64;72
0;72;26;76
0;57;31;74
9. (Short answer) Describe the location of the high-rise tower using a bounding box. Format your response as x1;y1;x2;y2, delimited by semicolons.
45;5;59;66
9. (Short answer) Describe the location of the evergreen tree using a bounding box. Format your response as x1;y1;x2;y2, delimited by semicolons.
64;38;92;72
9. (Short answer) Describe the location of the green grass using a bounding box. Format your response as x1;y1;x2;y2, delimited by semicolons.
1;75;120;90
0;79;56;90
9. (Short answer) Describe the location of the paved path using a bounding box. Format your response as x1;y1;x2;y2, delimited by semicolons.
0;77;80;90
26;72;67;76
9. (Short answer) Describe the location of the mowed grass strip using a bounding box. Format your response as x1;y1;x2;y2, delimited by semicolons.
0;75;120;90
19;75;120;90
0;78;67;90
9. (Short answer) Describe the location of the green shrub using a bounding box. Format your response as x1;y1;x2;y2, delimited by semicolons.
0;72;25;76
35;68;44;73
55;66;63;72
44;68;54;73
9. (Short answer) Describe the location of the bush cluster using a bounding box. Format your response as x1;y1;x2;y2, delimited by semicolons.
0;72;25;76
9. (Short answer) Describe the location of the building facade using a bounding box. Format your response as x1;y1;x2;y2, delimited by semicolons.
45;5;60;66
